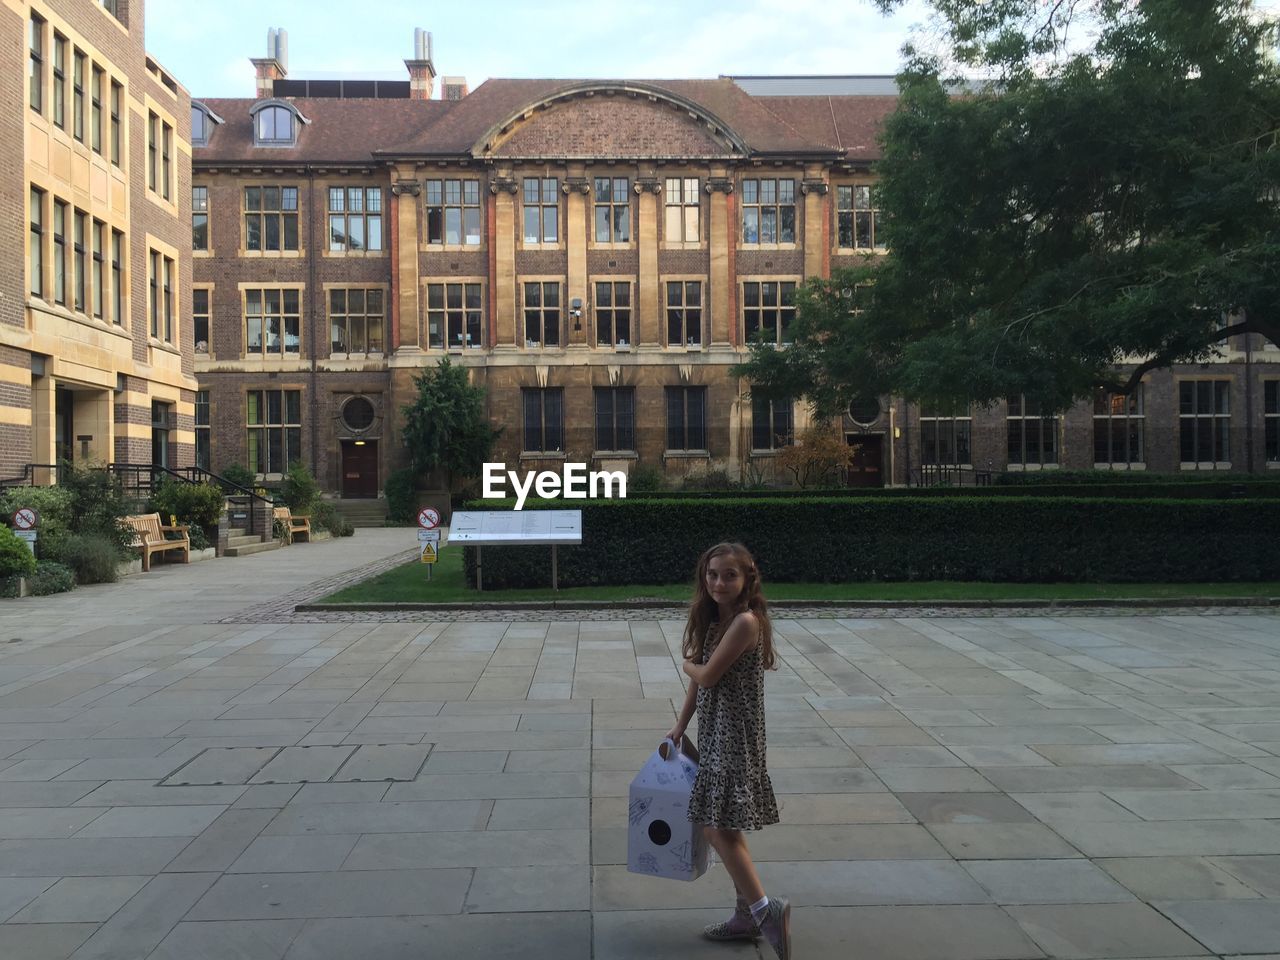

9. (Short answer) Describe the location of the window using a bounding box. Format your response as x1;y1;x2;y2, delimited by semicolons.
742;178;796;244
91;65;103;153
522;388;564;453
837;185;884;250
244;289;301;356
523;282;561;348
247;389;301;474
161;123;171;200
595;281;631;348
328;187;383;252
594;387;635;451
151;400;171;468
1179;380;1231;466
52;34;66;128
1007;395;1060;466
920;403;972;465
147;111;157;190
110;81;121;165
52;201;67;306
163;257;173;341
110;229;123;325
192;187;208;250
194;390;210;471
74;211;87;312
426;282;482;350
92;220;104;319
594;177;630;242
191;105;208;146
664;177;699;242
73;51;85;141
148;250;159;336
255;105;294;144
666;281;703;347
425;179;481;245
329;288;385;354
193;288;209;353
29;15;44;114
1266;381;1279;464
752;395;794;450
523;178;558;244
743;281;796;345
666;386;707;451
1093;388;1144;466
244;186;299;252
100;0;122;23
29;188;43;298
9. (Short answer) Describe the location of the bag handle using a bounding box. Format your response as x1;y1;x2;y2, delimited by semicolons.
658;734;698;763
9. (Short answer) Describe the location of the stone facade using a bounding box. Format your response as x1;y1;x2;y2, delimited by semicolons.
3;0;196;481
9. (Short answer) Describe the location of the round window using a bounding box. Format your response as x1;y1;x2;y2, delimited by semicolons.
848;397;881;425
342;396;376;432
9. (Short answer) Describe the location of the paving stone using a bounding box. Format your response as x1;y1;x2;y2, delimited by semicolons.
73;804;226;838
186;869;471;920
0;758;87;781
592;908;773;959
283;914;592;960
0;876;57;920
1054;820;1280;857
979;765;1197;793
163;808;278;873
261;800;491;835
927;823;1081;859
289;782;390;804
65;872;217;960
486;797;589;830
384;771;589;801
0;781;102;807
1210;856;1280;897
962;859;1135;904
1157;900;1280;954
248;746;356;784
331;743;430;781
0;807;108;839
1010;792;1142;823
9;875;149;923
163;747;280;786
1032;743;1230;765
775;793;915;824
228;835;360;873
343;828;588;870
1104;788;1280;820
898;793;1038;824
0;923;97;960
750;824;949;861
1097;857;1261;900
465;864;590;912
1007;902;1212;958
0;837;189;876
147;919;307;960
876;768;997;793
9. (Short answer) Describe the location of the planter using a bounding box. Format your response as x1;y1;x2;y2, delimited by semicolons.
311;530;332;542
117;557;144;578
189;547;217;563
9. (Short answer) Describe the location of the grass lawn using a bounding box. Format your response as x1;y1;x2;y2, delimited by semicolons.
317;548;1280;604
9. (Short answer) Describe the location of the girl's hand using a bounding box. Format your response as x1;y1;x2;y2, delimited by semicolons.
682;659;698;680
663;724;685;745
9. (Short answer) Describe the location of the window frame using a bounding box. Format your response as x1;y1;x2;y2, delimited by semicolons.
836;184;886;251
74;210;87;313
110;229;123;325
594;386;635;453
327;286;386;356
522;280;562;349
664;278;704;348
919;403;973;466
52;33;66;129
593;279;632;349
593;176;631;244
92;219;105;319
424;178;482;247
663;176;700;245
29;15;45;116
246;388;302;476
193;286;210;355
90;64;103;153
740;177;797;245
742;279;798;346
665;385;708;452
194;389;211;471
192;186;209;251
522;387;565;454
109;81;121;166
72;50;85;141
253;104;296;146
29;187;44;298
1092;387;1146;469
1178;379;1232;469
52;200;67;306
751;394;795;452
327;186;384;254
425;281;484;351
243;287;302;358
522;177;559;246
1265;380;1279;466
243;185;301;254
1006;395;1061;468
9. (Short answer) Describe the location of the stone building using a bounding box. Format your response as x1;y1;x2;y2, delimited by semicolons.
4;0;196;481
188;40;1279;497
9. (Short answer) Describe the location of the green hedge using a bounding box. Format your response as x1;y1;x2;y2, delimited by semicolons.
588;481;1280;500
461;497;1280;587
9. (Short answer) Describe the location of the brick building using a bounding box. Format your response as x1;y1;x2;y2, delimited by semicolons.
188;40;1279;497
5;0;196;481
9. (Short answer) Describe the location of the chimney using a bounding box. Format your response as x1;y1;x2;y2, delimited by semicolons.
250;27;288;98
442;76;469;101
405;28;436;100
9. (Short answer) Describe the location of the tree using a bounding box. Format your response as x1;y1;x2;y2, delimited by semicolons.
735;0;1280;416
774;425;855;488
401;358;501;489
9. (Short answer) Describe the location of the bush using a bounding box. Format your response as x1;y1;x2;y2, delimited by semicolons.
0;486;75;549
186;524;211;551
310;500;355;537
681;469;737;492
44;532;128;584
462;496;1280;588
151;481;225;530
219;464;256;490
385;468;418;523
628;464;667;493
57;464;132;554
0;527;37;578
281;465;320;513
28;561;74;596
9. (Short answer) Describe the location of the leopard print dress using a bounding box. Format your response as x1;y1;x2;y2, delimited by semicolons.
687;618;780;831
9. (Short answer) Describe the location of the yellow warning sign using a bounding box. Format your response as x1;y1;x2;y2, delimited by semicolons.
419;543;438;564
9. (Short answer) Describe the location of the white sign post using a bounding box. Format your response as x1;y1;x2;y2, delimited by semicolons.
415;509;442;580
11;509;38;555
447;510;583;591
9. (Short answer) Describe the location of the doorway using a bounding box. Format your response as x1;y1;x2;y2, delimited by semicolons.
341;440;378;498
845;434;884;488
55;388;74;463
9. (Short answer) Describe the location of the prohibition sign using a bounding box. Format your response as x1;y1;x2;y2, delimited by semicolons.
11;508;38;531
417;507;441;530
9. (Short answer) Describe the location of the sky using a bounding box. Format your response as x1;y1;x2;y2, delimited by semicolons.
143;0;934;98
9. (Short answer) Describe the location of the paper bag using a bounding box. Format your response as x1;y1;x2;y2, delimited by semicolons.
626;735;710;881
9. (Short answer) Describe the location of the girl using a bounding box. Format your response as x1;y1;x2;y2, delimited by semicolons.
665;541;791;960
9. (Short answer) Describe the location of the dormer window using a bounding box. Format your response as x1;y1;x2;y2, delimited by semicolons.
190;101;223;147
250;99;308;146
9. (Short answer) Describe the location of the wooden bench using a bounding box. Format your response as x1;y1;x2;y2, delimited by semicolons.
273;506;312;544
124;513;190;572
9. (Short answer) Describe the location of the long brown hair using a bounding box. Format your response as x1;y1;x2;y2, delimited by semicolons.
681;542;775;669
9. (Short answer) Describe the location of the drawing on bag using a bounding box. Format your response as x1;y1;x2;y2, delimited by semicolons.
629;795;653;825
636;852;660;874
671;840;693;872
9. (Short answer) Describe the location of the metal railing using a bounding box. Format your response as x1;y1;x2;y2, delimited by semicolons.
912;465;994;488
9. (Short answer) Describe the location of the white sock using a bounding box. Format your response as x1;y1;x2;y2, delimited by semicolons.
749;896;769;923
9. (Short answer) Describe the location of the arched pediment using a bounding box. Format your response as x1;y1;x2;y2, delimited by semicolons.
474;82;751;159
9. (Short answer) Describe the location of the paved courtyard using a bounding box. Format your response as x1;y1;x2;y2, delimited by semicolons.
0;529;1278;959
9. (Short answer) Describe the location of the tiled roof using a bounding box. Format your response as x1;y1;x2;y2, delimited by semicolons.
194;97;452;164
756;96;899;162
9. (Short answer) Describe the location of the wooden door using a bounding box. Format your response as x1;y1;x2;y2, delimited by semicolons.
341;441;378;498
845;435;884;488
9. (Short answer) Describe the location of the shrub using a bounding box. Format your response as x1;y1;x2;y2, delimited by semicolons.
0;527;37;579
281;465;320;513
186;524;211;551
681;469;737;492
57;464;132;554
151;481;225;530
309;500;354;537
385;468;418;523
28;561;74;596
45;532;126;584
628;464;666;493
462;496;1280;588
0;486;75;548
219;464;255;490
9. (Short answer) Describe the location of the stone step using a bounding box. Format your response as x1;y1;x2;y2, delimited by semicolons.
226;533;267;549
224;539;282;558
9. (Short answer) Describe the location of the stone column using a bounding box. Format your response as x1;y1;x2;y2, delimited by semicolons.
707;171;735;347
491;172;518;348
636;174;661;348
564;167;590;348
801;165;830;280
391;171;421;350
